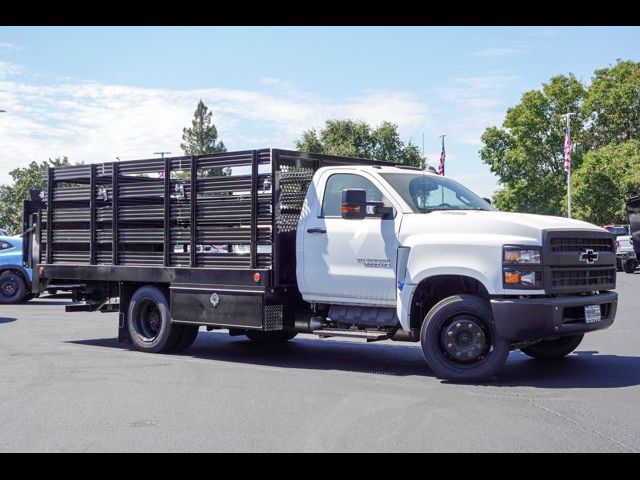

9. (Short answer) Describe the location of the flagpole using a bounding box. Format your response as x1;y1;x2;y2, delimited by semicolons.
562;113;575;218
439;133;447;203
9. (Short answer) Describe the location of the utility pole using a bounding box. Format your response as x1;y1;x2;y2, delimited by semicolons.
562;113;575;218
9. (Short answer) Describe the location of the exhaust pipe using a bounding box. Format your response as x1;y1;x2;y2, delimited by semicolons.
295;314;324;333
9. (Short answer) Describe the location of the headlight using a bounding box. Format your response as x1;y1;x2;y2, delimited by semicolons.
503;245;542;289
503;270;541;287
503;246;541;264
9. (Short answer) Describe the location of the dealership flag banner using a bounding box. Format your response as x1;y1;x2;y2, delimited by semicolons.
564;129;571;172
438;136;446;176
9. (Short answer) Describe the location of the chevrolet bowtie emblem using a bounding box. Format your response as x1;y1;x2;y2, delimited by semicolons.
579;248;599;264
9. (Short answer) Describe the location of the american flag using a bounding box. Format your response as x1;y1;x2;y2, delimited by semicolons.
563;130;571;172
438;142;446;176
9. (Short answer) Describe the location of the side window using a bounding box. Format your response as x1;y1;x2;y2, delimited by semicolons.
321;173;389;217
0;241;13;250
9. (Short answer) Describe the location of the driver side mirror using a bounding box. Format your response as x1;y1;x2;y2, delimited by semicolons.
341;189;367;219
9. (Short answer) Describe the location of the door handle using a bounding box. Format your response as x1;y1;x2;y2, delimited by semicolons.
307;228;327;234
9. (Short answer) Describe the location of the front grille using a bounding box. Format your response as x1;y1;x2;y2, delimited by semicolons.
551;267;616;288
551;237;614;252
543;230;616;293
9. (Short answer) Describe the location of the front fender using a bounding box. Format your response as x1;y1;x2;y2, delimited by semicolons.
396;266;492;331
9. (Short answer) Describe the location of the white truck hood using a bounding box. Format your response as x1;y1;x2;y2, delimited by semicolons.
399;210;606;246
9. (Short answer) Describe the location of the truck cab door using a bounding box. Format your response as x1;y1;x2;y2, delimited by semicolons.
299;171;400;306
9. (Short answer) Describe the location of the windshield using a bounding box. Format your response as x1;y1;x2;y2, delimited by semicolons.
605;226;629;237
379;173;494;213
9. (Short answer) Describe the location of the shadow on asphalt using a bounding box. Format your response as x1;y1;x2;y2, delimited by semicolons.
0;317;17;324
68;332;640;389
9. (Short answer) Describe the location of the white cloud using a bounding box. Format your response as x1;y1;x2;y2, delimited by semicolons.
432;74;521;147
0;61;21;78
0;42;23;52
0;77;433;183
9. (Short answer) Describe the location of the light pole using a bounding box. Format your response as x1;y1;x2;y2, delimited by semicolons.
562;113;575;218
154;151;171;160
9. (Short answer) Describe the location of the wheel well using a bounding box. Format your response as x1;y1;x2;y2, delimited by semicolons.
410;275;490;331
0;267;29;286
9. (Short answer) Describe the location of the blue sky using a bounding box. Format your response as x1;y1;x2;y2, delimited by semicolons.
1;26;639;196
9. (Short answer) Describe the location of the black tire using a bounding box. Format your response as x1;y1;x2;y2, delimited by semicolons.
420;294;509;383
173;324;200;352
47;288;58;295
520;334;584;360
623;259;637;274
245;330;297;344
0;271;27;304
127;286;183;353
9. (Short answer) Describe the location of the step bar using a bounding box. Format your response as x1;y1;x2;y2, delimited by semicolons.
313;328;391;341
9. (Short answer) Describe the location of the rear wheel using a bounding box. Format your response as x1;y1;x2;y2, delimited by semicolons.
623;259;637;274
127;286;183;353
520;334;584;360
0;271;27;304
246;330;297;344
420;294;509;382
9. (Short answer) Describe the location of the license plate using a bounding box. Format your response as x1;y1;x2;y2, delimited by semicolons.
584;304;601;324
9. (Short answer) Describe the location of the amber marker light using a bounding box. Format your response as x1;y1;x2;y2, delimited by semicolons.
504;271;522;284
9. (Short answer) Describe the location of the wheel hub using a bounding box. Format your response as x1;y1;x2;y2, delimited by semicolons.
441;317;487;363
1;279;16;296
136;301;162;341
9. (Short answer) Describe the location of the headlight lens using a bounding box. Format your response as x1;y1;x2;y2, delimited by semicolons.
504;270;539;287
503;247;541;264
503;246;542;289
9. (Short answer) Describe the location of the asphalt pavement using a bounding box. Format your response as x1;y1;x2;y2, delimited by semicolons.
1;273;639;452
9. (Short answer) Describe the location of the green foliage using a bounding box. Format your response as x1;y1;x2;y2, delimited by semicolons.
0;157;71;234
180;99;227;156
296;119;424;167
582;60;640;149
572;140;640;225
480;74;586;216
482;60;640;221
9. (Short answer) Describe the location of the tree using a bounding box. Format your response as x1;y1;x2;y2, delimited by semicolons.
572;140;640;225
480;74;587;215
296;119;424;167
180;100;227;156
0;157;71;234
582;60;640;149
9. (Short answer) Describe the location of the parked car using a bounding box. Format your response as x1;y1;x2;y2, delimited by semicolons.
0;235;33;304
615;235;637;273
604;224;630;238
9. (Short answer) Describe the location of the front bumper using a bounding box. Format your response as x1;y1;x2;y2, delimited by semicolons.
490;291;617;342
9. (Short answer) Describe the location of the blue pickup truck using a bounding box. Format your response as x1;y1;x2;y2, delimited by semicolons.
0;235;33;304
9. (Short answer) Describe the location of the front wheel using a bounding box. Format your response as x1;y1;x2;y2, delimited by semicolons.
245;330;297;344
623;259;637;274
0;271;27;304
520;334;584;360
420;294;509;382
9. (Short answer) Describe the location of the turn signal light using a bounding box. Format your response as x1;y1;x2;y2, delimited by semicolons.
340;205;361;213
504;271;522;284
253;272;261;283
